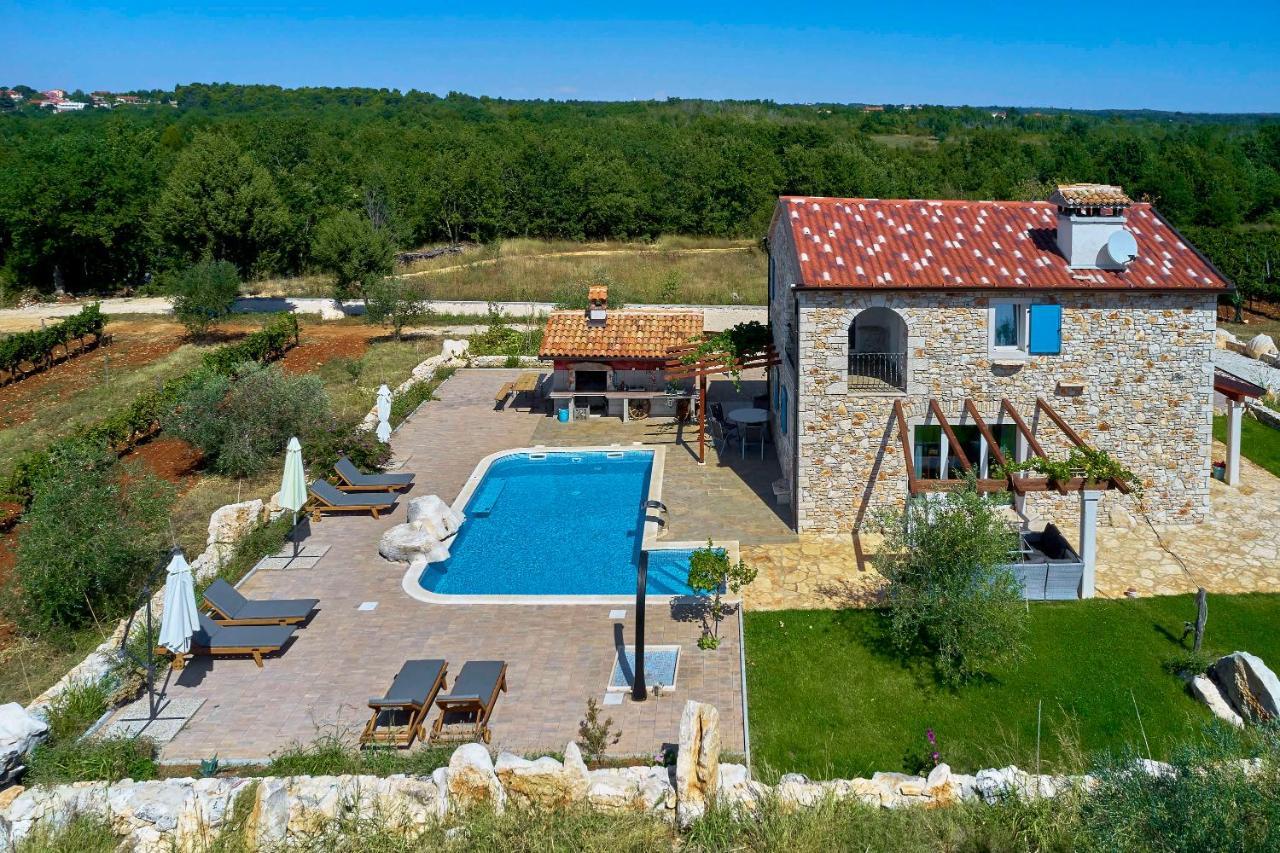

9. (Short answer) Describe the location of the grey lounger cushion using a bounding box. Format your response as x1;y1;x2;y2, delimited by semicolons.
194;613;295;650
369;659;447;708
337;456;414;488
204;579;317;621
438;660;505;704
310;479;397;508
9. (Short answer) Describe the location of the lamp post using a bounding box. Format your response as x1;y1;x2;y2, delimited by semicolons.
632;552;647;702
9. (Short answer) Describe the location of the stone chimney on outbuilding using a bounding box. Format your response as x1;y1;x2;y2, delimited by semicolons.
587;285;608;326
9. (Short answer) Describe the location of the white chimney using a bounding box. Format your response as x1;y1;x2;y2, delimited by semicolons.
1050;184;1138;270
587;284;608;325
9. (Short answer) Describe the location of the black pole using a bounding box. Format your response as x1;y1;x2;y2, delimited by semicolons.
144;578;157;720
632;553;647;701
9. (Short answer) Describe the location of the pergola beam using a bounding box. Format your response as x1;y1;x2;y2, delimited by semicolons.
965;399;1024;496
928;398;972;474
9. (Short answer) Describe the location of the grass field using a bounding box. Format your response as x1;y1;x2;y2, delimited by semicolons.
745;594;1280;781
1214;413;1280;477
250;237;767;304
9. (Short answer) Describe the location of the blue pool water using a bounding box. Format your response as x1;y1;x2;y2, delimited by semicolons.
417;450;697;596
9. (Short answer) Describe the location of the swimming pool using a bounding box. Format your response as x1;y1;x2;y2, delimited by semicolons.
415;448;699;598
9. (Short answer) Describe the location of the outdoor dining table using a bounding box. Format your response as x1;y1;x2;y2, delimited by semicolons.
727;407;768;459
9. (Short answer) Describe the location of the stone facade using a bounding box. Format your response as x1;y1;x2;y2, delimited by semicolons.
768;217;1218;534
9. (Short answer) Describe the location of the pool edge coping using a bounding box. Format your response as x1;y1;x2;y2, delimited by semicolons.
398;444;742;606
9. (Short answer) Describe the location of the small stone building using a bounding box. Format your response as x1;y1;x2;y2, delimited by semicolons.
765;186;1229;565
539;285;703;421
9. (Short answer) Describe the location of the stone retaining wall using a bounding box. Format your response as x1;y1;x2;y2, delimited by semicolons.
0;700;1143;852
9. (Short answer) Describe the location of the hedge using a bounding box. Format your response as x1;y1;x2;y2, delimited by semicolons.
0;304;107;379
4;313;300;503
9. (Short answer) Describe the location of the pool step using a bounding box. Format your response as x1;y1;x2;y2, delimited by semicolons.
469;481;507;517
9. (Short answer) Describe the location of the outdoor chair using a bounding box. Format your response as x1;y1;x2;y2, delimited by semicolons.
307;479;398;521
202;578;317;627
709;402;740;443
429;660;507;745
335;455;414;493
360;659;448;749
180;613;297;669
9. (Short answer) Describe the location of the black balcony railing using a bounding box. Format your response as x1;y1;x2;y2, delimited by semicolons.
848;351;907;392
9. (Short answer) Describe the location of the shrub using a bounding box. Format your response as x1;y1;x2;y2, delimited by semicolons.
301;417;391;482
365;276;430;340
165;362;331;477
42;679;110;743
263;732;452;778
875;483;1027;685
10;442;173;633
24;736;157;785
686;540;756;650
577;697;622;763
10;814;119;853
1081;727;1280;852
311;210;396;300
166;259;241;336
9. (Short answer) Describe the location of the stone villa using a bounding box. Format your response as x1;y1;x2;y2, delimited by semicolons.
764;185;1232;592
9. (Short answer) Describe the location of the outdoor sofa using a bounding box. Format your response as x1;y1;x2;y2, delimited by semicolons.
429;660;507;745
360;659;449;749
335;456;414;493
202;578;317;627
308;479;398;521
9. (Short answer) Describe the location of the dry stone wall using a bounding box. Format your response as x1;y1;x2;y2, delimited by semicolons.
792;289;1217;533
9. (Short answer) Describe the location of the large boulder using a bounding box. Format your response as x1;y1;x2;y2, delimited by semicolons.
1211;652;1280;721
675;700;720;825
442;339;469;361
1215;329;1237;350
206;499;265;563
585;767;673;812
0;704;48;783
406;495;464;540
1191;674;1244;728
379;524;449;565
446;744;505;813
1246;334;1278;360
495;743;590;807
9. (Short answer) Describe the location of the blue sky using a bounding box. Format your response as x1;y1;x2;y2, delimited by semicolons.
5;1;1279;112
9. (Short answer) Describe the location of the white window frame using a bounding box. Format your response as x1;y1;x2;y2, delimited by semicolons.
987;299;1029;360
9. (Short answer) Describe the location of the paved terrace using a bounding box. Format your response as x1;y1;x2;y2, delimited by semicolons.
156;369;789;762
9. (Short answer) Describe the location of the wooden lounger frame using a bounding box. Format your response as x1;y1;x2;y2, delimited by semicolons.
162;642;285;670
307;496;392;522
430;663;508;745
360;666;449;749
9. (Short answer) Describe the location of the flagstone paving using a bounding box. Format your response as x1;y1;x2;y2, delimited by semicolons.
740;443;1280;610
155;369;746;763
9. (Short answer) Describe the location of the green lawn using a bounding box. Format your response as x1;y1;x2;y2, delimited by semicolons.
745;594;1280;781
1214;413;1280;477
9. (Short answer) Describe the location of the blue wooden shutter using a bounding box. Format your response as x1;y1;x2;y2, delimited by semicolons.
1028;304;1062;355
780;386;788;435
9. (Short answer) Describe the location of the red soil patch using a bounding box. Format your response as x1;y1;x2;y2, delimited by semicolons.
123;437;204;488
279;324;376;374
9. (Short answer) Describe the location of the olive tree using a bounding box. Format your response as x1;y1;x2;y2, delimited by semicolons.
364;276;430;340
167;259;240;336
687;540;757;650
876;484;1027;684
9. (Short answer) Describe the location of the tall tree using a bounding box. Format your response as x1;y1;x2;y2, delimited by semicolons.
311;209;396;300
150;132;293;276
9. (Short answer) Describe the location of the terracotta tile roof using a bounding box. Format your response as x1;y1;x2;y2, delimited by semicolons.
777;196;1229;291
539;310;703;360
1050;183;1132;208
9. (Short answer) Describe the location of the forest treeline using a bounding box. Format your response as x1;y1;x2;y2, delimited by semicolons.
1;83;1278;300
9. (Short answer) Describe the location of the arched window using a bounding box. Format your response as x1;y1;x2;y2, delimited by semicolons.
848;308;907;392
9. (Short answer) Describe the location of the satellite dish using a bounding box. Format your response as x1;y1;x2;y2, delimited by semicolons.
1105;229;1139;266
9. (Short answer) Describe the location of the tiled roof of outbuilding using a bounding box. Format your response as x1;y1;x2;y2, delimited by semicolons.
776;196;1229;291
539;310;703;360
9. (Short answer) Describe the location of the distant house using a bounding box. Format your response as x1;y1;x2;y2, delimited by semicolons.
765;184;1234;597
0;89;22;101
41;89;65;100
861;105;885;112
538;285;702;422
53;101;86;112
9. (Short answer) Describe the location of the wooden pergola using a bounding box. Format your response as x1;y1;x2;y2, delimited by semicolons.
663;339;780;464
890;396;1133;497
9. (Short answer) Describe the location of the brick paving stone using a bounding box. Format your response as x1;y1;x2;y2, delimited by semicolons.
158;369;746;762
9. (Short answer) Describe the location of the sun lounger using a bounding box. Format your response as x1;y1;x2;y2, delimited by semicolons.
202;578;317;627
335;455;414;493
360;659;448;749
181;613;296;668
308;479;397;521
430;660;507;744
